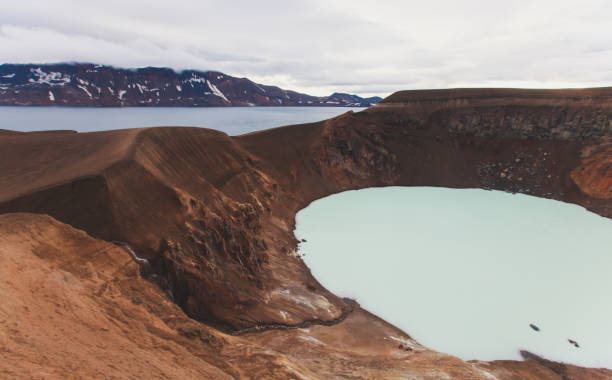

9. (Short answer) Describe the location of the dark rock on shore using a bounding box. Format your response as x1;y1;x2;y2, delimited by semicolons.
569;339;580;348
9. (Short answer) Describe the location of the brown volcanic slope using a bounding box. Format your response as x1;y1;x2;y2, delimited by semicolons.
0;88;611;379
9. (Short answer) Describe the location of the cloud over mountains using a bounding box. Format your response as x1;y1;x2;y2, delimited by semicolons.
1;0;612;97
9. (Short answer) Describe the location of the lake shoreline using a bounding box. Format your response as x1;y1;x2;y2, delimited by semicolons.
296;187;612;369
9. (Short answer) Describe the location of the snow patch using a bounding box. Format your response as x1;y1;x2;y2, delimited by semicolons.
118;90;127;100
28;68;71;86
299;335;325;345
77;85;93;99
48;91;55;101
206;80;229;102
2;73;15;78
120;244;149;266
107;87;114;95
184;75;206;86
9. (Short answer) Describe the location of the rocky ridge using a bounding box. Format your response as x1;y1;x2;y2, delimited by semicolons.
0;63;381;107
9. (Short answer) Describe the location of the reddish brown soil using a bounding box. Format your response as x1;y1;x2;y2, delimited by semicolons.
2;213;610;379
0;88;610;379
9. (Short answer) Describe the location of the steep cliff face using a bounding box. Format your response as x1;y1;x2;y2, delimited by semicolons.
0;88;611;378
0;63;381;107
376;88;612;139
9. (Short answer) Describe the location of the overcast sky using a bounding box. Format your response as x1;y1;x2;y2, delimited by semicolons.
2;0;612;97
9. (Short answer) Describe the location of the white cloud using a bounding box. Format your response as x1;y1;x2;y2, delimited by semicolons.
1;0;611;97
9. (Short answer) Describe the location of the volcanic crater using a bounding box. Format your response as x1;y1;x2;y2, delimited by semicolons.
1;88;611;379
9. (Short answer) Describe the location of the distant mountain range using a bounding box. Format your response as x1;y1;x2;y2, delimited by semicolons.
0;63;381;107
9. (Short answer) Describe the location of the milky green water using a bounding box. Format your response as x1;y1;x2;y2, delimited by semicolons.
295;187;612;368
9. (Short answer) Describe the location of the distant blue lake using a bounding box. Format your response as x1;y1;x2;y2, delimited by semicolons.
296;187;612;369
0;106;361;135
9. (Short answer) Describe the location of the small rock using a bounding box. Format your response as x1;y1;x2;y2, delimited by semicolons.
529;323;540;332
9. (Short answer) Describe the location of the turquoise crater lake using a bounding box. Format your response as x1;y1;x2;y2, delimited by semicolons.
295;187;612;369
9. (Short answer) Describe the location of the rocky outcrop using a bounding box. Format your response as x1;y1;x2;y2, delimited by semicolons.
0;63;381;107
0;88;610;378
571;137;612;199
